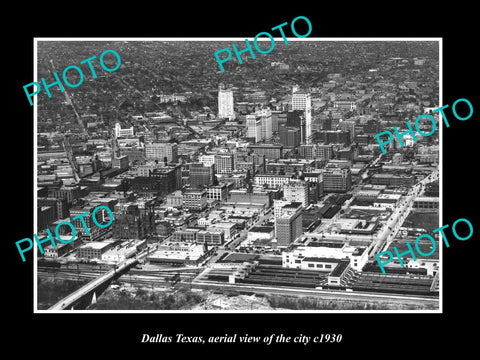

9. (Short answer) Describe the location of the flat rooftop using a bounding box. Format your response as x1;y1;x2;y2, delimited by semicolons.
298;237;346;248
371;173;412;178
79;241;114;250
283;202;303;209
330;260;350;277
249;226;274;233
303;257;340;263
415;197;439;202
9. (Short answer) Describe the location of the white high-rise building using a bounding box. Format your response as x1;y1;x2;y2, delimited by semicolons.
292;89;312;144
246;109;272;143
218;87;235;120
273;199;290;218
114;122;134;138
199;154;216;167
258;108;272;141
246;114;262;143
283;180;309;207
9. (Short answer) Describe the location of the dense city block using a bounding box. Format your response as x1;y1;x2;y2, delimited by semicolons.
36;40;440;310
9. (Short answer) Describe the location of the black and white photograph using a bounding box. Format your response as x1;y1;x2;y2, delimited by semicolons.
5;5;479;355
33;39;441;313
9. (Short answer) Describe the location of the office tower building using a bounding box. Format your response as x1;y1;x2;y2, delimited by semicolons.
258;107;273;141
114;122;134;138
218;86;235;120
298;144;316;160
286;110;306;143
145;142;178;163
275;205;303;247
182;188;208;211
298;144;333;161
246;108;272;142
274;199;291;218
246;114;262;143
70;206;96;236
215;154;235;174
316;144;334;161
190;163;215;189
279;126;301;147
38;197;69;220
112;155;129;169
322;118;332;131
292;89;312;144
130;165;182;195
247;144;283;160
283;180;309;207
315;130;351;145
198;154;216;167
38;206;55;230
322;167;352;193
271;110;283;132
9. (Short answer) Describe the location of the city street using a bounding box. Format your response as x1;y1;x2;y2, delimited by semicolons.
376;169;439;254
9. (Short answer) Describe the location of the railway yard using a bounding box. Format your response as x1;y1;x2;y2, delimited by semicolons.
37;248;439;310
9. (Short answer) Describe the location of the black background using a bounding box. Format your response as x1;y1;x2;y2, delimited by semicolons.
5;3;478;356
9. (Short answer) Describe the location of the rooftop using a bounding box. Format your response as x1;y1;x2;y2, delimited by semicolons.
330;260;350;277
283;202;303;209
372;173;412;178
415;196;439;202
376;193;402;201
79;241;114;250
302;257;340;263
249;226;274;233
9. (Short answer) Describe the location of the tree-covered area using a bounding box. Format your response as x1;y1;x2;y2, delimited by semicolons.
87;286;204;310
37;278;90;310
266;294;437;310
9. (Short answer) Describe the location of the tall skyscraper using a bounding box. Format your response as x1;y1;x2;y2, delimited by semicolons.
273;199;291;218
258;108;273;141
292;89;312;144
271;110;283;133
218;86;235;120
286;110;305;143
275;204;303;247
283;180;309;207
246;114;262;143
246;108;272;142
